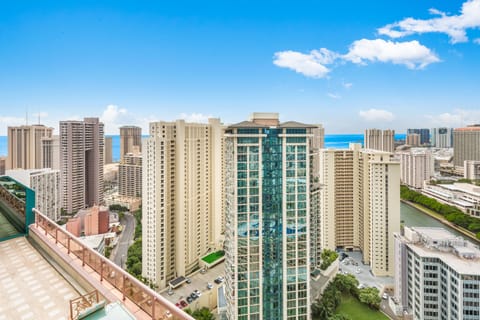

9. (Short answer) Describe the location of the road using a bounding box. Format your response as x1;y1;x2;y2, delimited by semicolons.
111;212;136;269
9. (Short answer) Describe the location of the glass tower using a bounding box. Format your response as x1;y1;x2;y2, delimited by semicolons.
225;113;318;320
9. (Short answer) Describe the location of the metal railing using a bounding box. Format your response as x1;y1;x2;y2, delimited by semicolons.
32;208;194;320
70;290;102;320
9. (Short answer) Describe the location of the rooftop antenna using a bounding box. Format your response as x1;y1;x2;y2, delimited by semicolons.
38;111;41;125
26;109;28;126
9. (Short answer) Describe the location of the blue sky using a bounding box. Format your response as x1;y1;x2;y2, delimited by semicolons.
1;0;480;134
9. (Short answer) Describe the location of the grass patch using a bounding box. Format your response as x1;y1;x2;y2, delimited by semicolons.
201;250;225;264
334;294;388;320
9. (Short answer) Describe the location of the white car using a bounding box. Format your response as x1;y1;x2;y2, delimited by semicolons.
382;293;389;300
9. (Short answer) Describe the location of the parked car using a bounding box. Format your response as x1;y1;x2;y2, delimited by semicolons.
186;278;191;284
180;300;188;308
186;296;193;303
214;276;224;284
382;293;389;300
194;289;202;297
207;283;213;290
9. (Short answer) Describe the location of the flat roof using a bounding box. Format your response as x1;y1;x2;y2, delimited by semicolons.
0;237;79;319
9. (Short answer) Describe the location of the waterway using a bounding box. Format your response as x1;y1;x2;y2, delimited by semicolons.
400;202;466;238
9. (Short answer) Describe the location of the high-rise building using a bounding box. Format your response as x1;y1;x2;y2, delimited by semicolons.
364;129;395;153
41;135;60;170
394;227;480;319
465;160;480;180
60;118;104;214
6;168;61;221
0;157;5;175
310;125;324;270
119;149;142;198
454;125;480;167
104;136;113;164
142;118;225;289
319;143;400;276
120;126;142;163
7;124;53;170
400;150;434;189
224;113;321;320
406;133;420;147
430;127;453;148
406;128;430;145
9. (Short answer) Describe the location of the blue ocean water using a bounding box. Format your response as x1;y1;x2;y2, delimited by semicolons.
0;133;406;161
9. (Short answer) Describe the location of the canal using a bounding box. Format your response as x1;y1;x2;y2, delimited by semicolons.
400;202;466;238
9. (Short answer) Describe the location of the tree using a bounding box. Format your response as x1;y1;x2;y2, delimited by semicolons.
358;287;381;310
329;314;351;320
185;307;215;320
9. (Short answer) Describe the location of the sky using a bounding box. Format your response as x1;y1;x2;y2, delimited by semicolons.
1;0;480;134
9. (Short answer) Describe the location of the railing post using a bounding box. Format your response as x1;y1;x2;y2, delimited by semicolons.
122;275;126;301
152;295;156;319
68;237;71;254
55;228;58;244
100;261;103;282
82;246;85;267
35;211;38;228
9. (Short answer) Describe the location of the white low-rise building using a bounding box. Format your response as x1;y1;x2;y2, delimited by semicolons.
422;183;480;217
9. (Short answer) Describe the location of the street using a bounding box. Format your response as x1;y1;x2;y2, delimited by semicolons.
111;212;136;269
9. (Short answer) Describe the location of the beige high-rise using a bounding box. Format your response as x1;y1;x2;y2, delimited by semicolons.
120;126;142;163
60;118;104;214
453;125;480;167
104;136;113;164
119;150;142;198
399;150;434;189
319;144;400;276
364;128;395;153
41;135;60;170
142;119;225;289
7;124;53;170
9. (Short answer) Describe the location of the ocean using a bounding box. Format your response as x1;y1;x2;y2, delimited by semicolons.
0;133;406;162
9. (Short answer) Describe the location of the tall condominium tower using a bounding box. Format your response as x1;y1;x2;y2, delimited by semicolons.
399;150;434;189
224;113;321;320
119;149;142;198
104;136;113;164
60;118;104;214
430;127;453;148
364;129;395;153
319;144;400;276
120;126;142;163
406;128;430;145
142;119;225;289
453;125;480;167
7;124;53;170
41;135;60;170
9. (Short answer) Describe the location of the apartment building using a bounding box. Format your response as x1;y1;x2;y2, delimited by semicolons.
7;124;53;170
364;129;395;153
142;118;225;289
400;149;434;189
319;143;400;276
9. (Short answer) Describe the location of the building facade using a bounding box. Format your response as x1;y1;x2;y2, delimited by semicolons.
7;124;53;170
400;150;434;189
224;113;321;320
319;144;400;276
119;150;142;198
41;135;60;170
465;160;480;181
104;136;113;164
454;125;480;167
120;126;142;163
394;227;480;320
406;133;420;147
6;168;61;221
142;118;225;289
60;118;104;214
407;128;430;145
364;129;395;153
431;127;453;148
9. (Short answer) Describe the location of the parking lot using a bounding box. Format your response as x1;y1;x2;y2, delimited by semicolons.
338;251;394;291
160;261;225;311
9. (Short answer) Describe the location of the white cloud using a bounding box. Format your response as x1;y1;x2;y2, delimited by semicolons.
342;82;353;89
474;38;480;44
378;0;480;43
327;93;341;99
179;112;212;123
359;108;395;122
100;104;131;134
273;49;338;78
425;109;480;127
343;39;440;69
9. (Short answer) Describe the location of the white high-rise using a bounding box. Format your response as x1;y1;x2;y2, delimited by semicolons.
6;168;61;221
319;143;400;276
430;127;453;148
142;119;225;289
400;150;434;189
364;129;395;153
395;227;480;320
